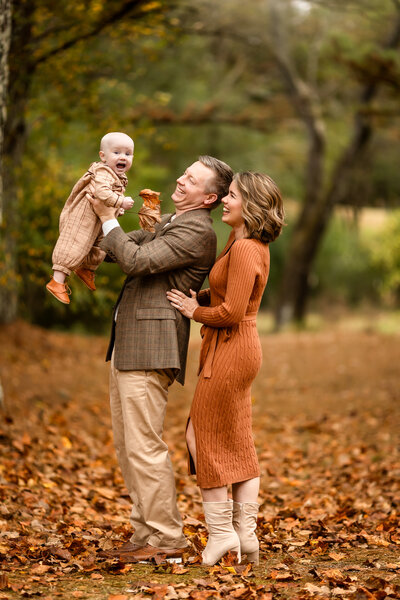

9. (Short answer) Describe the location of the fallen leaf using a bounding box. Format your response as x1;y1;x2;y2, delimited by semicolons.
329;552;346;561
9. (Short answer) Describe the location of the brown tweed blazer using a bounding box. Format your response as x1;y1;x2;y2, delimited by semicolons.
100;209;217;384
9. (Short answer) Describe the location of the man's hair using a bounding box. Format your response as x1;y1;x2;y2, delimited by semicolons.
198;155;233;207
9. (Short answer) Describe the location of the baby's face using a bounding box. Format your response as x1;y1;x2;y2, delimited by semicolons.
99;134;134;176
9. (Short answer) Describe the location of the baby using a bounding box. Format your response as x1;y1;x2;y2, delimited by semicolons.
46;132;134;304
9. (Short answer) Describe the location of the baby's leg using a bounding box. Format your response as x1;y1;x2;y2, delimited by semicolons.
53;269;66;284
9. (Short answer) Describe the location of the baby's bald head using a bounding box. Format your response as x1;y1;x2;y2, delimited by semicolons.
100;132;134;152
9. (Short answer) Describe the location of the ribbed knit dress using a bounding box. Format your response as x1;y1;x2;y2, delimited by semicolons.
189;231;270;489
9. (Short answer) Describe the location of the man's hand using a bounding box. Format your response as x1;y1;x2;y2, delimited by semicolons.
86;193;116;223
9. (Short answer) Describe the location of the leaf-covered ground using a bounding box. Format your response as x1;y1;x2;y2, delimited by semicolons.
0;320;399;599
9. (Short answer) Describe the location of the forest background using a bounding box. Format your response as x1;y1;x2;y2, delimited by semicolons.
1;2;400;598
1;0;400;332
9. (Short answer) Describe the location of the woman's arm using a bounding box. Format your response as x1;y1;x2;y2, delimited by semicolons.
197;288;211;306
193;240;262;327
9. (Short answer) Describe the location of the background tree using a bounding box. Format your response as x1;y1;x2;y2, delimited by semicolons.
0;0;167;324
133;0;400;325
270;0;400;325
2;0;400;330
0;0;12;308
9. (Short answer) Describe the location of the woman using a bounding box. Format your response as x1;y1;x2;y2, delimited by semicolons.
167;171;285;565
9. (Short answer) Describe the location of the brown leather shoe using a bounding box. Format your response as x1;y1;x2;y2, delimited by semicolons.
75;267;96;291
121;543;186;563
46;278;71;304
98;540;143;558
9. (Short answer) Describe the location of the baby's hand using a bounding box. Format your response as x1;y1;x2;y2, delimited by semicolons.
121;197;134;210
117;207;125;216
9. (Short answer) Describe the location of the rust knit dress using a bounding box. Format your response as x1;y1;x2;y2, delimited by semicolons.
189;231;270;489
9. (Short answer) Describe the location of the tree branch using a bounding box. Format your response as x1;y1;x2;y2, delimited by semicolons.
326;9;400;208
31;0;165;69
130;103;276;133
268;0;326;210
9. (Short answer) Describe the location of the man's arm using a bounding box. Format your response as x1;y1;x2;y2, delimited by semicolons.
87;192;151;247
100;218;214;277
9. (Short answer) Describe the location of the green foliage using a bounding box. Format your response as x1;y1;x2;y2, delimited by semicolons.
7;0;400;328
313;212;380;305
370;210;400;303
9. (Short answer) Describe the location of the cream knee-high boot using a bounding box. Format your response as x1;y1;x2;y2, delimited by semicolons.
202;501;241;565
232;501;259;565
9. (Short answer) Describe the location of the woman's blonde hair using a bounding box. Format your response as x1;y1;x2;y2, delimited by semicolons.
234;172;285;243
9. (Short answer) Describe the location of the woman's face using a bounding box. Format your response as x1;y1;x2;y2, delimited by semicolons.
221;180;245;230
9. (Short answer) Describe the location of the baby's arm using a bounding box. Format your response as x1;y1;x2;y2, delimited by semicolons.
92;165;132;210
121;196;134;210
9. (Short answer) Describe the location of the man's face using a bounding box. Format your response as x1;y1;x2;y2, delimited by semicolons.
172;161;217;214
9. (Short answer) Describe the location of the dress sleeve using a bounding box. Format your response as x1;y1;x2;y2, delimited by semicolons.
193;240;261;327
92;166;125;209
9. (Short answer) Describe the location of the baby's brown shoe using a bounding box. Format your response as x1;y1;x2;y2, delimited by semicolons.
46;278;71;304
75;267;96;291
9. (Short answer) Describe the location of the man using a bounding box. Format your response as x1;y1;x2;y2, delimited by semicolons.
90;156;233;562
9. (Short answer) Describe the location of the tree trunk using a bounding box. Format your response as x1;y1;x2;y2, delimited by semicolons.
0;0;12;157
275;110;373;327
0;0;34;323
0;0;14;324
275;162;331;327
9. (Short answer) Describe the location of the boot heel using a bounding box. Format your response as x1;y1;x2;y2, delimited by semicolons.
202;501;241;566
243;548;259;565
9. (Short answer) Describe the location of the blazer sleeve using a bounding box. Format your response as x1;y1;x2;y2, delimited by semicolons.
99;217;214;276
193;240;261;327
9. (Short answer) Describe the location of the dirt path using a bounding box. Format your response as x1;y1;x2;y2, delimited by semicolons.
0;321;399;599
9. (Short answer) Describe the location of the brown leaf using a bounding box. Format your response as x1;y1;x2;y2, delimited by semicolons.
236;563;253;577
170;563;189;574
30;564;51;575
48;546;72;561
304;582;330;594
324;568;344;581
329;551;346;561
147;584;169;600
192;579;213;588
94;487;116;500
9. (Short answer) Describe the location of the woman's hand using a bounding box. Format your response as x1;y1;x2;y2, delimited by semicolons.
167;289;199;319
86;193;116;223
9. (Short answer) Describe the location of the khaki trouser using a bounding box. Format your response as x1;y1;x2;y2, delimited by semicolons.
110;354;187;549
